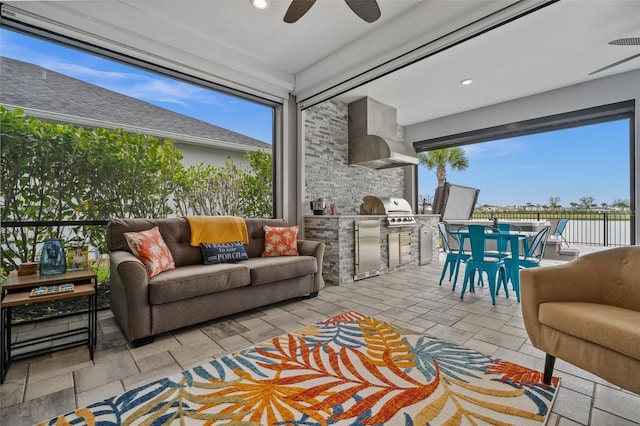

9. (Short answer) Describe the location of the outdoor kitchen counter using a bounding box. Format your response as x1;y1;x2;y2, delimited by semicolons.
303;214;439;285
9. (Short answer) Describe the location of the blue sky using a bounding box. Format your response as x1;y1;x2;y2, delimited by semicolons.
1;29;631;208
418;120;630;207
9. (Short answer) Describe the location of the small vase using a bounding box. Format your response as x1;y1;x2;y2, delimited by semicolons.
40;238;67;275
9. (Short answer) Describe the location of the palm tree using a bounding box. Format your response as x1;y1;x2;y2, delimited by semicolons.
418;147;469;187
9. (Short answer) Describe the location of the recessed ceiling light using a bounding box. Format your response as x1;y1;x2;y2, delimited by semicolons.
250;0;270;10
460;78;473;86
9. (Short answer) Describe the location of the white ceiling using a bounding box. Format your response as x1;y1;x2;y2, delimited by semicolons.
3;0;639;126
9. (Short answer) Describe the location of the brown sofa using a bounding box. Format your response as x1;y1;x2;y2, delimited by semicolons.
521;246;640;394
106;217;325;346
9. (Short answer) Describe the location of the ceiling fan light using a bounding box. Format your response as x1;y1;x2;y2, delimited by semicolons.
250;0;270;10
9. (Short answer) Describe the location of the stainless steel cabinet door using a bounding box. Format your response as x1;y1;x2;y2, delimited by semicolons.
354;220;381;279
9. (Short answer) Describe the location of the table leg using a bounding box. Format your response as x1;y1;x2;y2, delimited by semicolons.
1;306;11;384
510;236;522;302
88;294;94;360
453;235;466;288
93;279;98;347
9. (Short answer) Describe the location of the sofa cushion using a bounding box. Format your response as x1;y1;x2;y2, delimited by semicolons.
539;301;640;360
107;217;203;267
148;263;251;304
241;256;317;286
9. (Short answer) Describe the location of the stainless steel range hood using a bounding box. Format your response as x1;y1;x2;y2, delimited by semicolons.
348;97;419;170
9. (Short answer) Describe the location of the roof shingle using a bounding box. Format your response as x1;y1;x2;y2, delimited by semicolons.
0;57;271;151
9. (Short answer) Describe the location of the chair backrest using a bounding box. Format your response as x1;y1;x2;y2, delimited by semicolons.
498;223;522;233
496;223;521;251
468;224;502;261
527;226;551;259
554;218;568;236
438;222;454;254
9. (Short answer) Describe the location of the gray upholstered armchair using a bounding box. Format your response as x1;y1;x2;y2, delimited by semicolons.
521;246;640;394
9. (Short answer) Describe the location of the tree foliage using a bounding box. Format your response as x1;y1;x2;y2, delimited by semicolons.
418;148;469;188
1;107;273;273
172;150;272;218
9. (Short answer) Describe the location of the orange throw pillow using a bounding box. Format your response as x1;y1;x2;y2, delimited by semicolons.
124;226;175;278
262;225;299;257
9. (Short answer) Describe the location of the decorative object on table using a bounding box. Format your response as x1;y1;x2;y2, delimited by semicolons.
29;283;75;297
310;197;326;215
66;245;89;269
17;261;39;276
38;311;559;426
39;238;67;275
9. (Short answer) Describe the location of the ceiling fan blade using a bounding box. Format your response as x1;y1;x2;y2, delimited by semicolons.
344;0;381;23
589;53;640;76
609;38;640;46
284;0;317;23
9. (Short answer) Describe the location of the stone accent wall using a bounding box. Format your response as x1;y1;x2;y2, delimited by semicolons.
303;216;354;284
303;98;408;215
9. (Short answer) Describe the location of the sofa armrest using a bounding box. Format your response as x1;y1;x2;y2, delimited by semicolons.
297;239;325;291
109;250;152;341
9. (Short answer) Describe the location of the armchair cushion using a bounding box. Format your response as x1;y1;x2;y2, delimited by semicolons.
539;302;640;360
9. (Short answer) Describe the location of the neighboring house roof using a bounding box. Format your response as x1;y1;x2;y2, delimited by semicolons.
0;57;271;152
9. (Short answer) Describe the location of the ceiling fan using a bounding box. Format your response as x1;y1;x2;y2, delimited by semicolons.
284;0;381;24
589;37;640;75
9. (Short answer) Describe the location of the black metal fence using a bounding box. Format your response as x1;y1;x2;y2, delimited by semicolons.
472;211;634;247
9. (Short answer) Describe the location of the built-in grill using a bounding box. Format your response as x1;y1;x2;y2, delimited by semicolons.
359;196;416;227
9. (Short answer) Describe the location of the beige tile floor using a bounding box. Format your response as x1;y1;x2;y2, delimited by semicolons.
1;250;639;425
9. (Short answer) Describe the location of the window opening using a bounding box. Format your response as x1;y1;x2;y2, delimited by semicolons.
416;106;634;247
1;26;275;219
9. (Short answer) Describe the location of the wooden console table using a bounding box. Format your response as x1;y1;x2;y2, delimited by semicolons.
1;269;97;383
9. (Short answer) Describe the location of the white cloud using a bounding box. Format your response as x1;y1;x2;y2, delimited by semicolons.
465;139;527;158
119;79;224;108
1;29;228;109
52;62;135;81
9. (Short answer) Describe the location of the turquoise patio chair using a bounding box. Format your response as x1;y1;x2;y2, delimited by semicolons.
500;225;552;299
437;222;470;288
485;223;523;259
460;224;507;305
554;218;569;247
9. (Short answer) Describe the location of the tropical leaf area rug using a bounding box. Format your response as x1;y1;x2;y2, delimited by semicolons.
38;311;559;425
